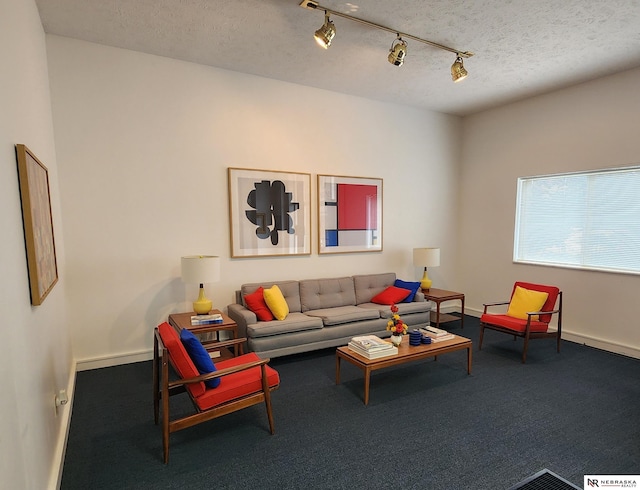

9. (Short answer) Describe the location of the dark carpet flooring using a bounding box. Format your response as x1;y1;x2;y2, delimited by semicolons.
61;316;640;489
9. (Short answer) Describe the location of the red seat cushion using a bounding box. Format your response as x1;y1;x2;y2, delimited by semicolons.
480;314;549;333
194;352;280;411
157;322;206;397
512;282;559;323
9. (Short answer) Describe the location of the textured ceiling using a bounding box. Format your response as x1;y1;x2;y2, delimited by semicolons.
35;0;640;116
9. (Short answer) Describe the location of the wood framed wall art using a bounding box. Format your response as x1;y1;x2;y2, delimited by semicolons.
228;168;311;257
16;144;59;305
318;174;383;254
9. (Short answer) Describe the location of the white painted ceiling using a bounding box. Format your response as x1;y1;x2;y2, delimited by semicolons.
35;0;640;116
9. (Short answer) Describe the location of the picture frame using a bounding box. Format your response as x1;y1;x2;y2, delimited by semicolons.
228;168;311;258
318;174;383;254
16;144;59;305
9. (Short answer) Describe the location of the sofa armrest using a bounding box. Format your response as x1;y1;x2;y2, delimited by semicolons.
227;303;256;340
414;290;425;302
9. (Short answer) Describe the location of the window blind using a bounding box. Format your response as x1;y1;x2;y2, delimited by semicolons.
514;166;640;275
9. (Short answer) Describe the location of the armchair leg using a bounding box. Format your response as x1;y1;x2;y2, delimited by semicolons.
153;336;160;425
261;364;276;435
478;324;484;350
161;356;170;464
522;336;529;364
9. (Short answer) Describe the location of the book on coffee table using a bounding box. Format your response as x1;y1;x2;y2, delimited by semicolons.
422;326;450;337
347;342;398;359
419;328;455;342
350;335;393;351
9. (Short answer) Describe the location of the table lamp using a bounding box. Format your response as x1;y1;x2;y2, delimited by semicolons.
413;247;440;290
181;255;220;314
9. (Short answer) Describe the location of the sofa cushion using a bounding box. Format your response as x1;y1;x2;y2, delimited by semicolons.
507;285;548;321
180;328;220;389
371;286;411;305
305;305;380;326
360;300;431;318
247;312;324;338
193;352;280;411
157;322;206;398
240;280;301;313
300;277;356;312
243;286;274;322
353;273;397;304
264;285;289;320
394;279;421;302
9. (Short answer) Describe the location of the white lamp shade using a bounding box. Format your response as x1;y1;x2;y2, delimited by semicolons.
413;248;440;267
181;255;220;284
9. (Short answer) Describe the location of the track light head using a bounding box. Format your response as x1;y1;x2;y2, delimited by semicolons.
388;36;407;66
451;55;468;82
314;12;336;49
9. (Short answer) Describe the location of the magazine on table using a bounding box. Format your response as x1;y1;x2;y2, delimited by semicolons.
350;335;393;351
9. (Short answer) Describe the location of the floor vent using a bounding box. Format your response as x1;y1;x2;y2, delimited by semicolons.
508;469;581;490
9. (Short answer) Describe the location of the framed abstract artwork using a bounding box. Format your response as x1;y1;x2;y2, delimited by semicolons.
228;168;311;257
16;144;59;305
318;174;383;254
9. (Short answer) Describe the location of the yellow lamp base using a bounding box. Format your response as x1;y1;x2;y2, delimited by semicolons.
420;268;433;290
193;285;212;315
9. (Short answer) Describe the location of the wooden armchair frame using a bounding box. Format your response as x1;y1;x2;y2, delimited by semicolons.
153;327;279;463
479;288;562;363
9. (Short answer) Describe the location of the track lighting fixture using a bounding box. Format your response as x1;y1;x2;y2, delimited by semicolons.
388;35;407;67
314;11;336;49
451;55;468;82
300;0;473;81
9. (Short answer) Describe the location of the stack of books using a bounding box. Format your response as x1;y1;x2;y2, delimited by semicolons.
348;335;398;359
190;313;224;326
419;326;455;342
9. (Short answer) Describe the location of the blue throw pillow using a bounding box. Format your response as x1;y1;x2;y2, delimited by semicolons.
179;328;220;389
394;279;421;303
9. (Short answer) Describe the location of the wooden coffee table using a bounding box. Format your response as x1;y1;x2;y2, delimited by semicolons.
335;334;472;405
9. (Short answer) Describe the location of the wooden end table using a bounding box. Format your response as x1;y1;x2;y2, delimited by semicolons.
422;288;465;330
336;334;472;405
168;309;241;357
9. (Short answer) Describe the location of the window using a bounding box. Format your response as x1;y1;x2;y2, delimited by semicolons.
514;166;640;275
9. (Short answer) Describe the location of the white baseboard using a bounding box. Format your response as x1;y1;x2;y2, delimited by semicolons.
76;349;153;371
464;306;640;360
560;331;640;360
50;360;77;490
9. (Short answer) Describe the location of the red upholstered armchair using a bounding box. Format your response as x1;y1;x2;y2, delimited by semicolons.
478;282;562;363
153;322;280;463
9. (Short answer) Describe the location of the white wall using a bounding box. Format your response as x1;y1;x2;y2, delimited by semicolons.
459;67;640;358
0;0;73;488
45;36;463;368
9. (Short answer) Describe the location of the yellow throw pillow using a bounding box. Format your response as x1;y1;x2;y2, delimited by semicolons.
507;286;549;320
263;285;289;321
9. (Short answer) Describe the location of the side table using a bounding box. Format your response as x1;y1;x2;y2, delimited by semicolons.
422;288;465;330
168;309;241;357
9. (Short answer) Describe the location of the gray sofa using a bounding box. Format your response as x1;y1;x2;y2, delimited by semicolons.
227;272;432;358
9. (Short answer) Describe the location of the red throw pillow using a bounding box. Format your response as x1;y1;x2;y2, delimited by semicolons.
244;286;274;321
371;286;411;305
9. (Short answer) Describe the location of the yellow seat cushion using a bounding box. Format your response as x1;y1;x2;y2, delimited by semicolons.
506;286;549;320
263;285;289;321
